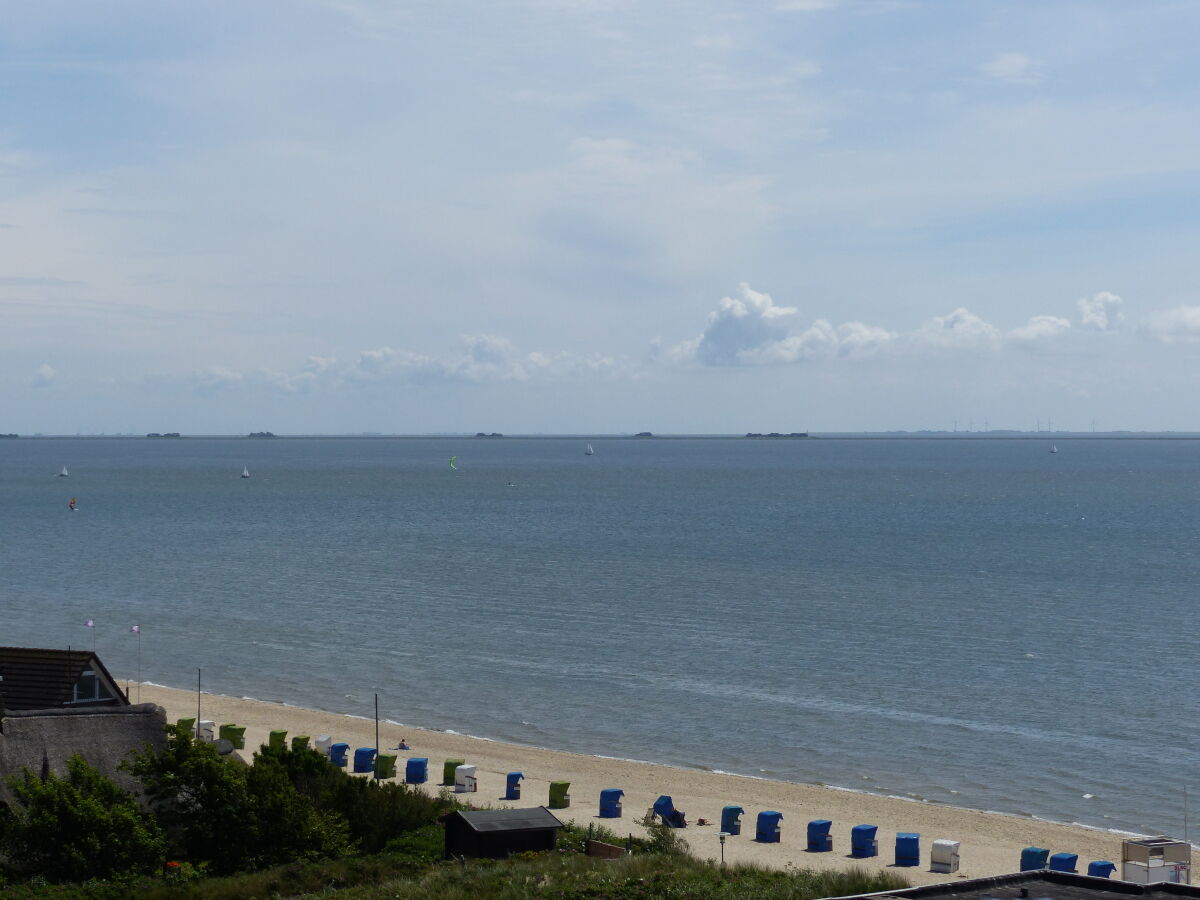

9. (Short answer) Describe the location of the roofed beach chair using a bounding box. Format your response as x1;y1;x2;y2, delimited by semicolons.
599;788;624;818
1049;852;1078;873
443;758;465;786
454;764;478;792
330;742;349;767
1020;847;1049;871
851;824;878;858
895;832;920;867
720;805;744;835
353;747;376;774
504;771;523;799
651;795;686;828
549;780;571;808
807;819;832;852
1088;861;1116;878
268;729;287;751
756;811;783;843
931;839;960;873
219;724;246;749
405;757;429;784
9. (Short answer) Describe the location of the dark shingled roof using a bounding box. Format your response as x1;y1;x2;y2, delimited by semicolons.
0;646;128;711
830;871;1200;900
449;808;564;833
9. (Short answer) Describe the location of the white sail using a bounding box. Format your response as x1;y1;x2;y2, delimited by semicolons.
241;466;251;478
59;466;69;477
585;443;594;456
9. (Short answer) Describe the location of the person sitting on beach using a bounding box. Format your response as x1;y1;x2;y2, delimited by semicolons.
397;738;410;750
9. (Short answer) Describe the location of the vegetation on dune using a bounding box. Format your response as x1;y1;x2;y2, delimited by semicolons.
0;725;910;898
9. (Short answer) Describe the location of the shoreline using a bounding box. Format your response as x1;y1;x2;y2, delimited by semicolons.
160;686;1144;843
136;681;1145;886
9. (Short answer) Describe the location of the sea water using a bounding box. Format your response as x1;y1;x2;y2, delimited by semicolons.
2;436;1197;837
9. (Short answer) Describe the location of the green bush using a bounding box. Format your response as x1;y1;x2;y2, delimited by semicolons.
124;723;254;874
0;755;165;883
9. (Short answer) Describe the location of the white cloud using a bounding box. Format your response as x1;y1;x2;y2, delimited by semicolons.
912;307;1000;349
1077;291;1124;331
1008;315;1071;342
1147;306;1200;344
980;52;1041;85
673;284;898;366
694;283;798;365
30;364;56;387
776;0;839;11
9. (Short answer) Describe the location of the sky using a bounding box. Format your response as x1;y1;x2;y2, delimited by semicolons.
3;0;1200;434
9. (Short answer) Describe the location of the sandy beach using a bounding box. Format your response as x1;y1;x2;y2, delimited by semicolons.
138;682;1136;887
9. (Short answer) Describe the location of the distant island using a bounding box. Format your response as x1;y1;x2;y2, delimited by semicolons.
0;433;17;439
248;432;276;439
146;432;181;438
745;432;809;439
634;431;653;437
474;432;504;438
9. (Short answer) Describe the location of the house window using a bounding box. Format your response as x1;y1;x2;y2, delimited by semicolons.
73;669;97;702
70;669;112;704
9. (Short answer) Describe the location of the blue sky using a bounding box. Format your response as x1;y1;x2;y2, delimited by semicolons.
4;0;1200;433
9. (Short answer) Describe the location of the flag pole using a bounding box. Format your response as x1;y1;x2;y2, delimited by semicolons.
196;668;202;740
374;693;380;782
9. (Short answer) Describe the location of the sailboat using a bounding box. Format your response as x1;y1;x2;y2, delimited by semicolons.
241;466;251;479
68;497;77;511
59;466;69;477
1050;445;1058;454
585;443;594;456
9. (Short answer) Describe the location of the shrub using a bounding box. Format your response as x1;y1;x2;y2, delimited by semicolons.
0;755;165;882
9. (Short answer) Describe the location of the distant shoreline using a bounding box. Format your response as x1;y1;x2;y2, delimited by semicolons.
6;433;1200;441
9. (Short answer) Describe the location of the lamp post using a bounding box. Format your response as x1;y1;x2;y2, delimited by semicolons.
719;832;728;869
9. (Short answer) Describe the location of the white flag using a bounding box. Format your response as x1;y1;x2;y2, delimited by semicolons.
85;619;95;628
130;624;140;634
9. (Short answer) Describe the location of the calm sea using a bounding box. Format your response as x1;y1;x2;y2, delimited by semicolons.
2;436;1197;837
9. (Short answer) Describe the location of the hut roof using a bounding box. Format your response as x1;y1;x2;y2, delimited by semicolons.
0;703;168;800
0;646;128;711
447;807;564;833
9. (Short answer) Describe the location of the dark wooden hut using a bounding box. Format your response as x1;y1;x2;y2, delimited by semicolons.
442;807;564;859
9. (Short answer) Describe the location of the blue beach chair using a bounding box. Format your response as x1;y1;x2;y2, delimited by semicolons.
1049;852;1078;873
504;771;523;800
353;747;376;774
599;789;624;818
1021;847;1049;871
895;832;920;867
807;819;832;852
1088;861;1116;878
720;805;744;836
756;811;783;843
652;795;686;828
405;757;429;784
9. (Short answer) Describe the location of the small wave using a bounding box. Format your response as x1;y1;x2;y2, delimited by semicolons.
1082;793;1096;799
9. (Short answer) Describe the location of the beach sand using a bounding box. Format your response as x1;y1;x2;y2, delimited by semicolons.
139;683;1133;887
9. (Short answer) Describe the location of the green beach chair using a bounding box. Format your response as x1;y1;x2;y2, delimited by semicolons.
443;758;465;786
375;753;398;779
268;729;288;751
291;735;310;751
549;780;571;809
219;724;246;749
177;717;195;733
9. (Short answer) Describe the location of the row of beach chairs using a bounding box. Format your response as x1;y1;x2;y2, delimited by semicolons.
1021;847;1116;879
180;720;1108;876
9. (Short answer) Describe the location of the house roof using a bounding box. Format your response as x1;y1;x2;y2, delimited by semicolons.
0;646;128;711
447;807;564;833
829;871;1200;900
